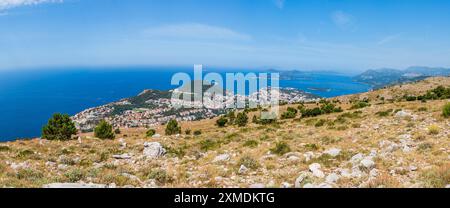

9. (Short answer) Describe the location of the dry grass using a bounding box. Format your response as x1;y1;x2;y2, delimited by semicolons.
1;77;450;188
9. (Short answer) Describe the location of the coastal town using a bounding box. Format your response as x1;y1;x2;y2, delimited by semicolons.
72;87;320;132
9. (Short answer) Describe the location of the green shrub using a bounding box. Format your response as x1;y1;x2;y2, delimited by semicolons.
281;110;297;119
42;113;78;141
304;143;319;151
239;156;259;169
0;146;10;152
94;120;115;140
64;169;84;182
16;149;34;158
405;96;417;101
165;119;181;135
420;164;450;188
146;129;156;137
114;128;121;134
16;168;43;181
226;111;236;123
418;107;428;112
148;169;171;184
216;117;228;127
185;129;192;135
315;119;326;127
252;115;258;124
418;143;433;152
199;139;219;151
193;130;202;136
443;103;450;118
235;112;249;127
351;101;370;109
270;142;291;155
376;109;393;117
243;140;259;148
428;125;440;135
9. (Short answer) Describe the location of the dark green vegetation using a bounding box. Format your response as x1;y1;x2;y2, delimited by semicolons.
416;86;450;101
235;112;249;127
146;129;156;137
350;100;371;110
443;103;450;118
281;107;298;119
42;113;78;141
270;142;291;156
299;100;343;118
216;116;228;127
94;120;115;140
165;119;181;135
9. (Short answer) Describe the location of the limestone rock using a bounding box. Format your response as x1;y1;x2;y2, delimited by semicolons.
112;153;132;159
309;163;325;178
43;183;109;188
325;173;340;184
213;154;230;163
324;148;341;157
143;142;166;158
360;158;375;170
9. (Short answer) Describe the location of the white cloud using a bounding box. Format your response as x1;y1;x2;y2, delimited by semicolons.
273;0;285;9
331;10;355;29
377;34;401;45
143;23;252;41
0;0;62;10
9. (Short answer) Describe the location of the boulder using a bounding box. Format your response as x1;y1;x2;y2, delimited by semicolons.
395;110;412;118
43;183;109;188
303;183;315;188
309;163;325;178
324;148;341;157
294;172;312;188
249;183;265;188
213;154;230;163
143;142;166;158
369;169;379;178
325;173;340;184
360;158;376;170
350;153;364;164
112;153;132;159
281;182;292;188
238;165;248;174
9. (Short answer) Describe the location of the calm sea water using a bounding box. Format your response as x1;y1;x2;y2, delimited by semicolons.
0;67;370;141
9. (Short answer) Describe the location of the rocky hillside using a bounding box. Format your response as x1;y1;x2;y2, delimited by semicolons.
353;67;450;89
0;77;449;188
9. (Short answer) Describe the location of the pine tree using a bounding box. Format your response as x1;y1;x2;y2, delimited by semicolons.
42;113;78;141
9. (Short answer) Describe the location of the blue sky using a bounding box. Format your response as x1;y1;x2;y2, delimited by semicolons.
1;0;450;72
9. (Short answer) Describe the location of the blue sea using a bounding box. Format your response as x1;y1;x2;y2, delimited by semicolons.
0;67;370;141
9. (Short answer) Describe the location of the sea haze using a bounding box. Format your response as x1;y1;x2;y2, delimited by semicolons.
0;67;370;141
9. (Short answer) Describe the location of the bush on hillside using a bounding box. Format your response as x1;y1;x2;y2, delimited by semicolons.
216;116;228;127
146;129;156;137
235;112;249;127
42;113;78;141
94;120;115;140
165;119;181;135
443;103;450;118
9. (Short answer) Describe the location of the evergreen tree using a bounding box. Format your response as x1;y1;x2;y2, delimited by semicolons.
216;116;228;127
42;113;77;141
235;112;248;127
165;119;181;135
94;120;115;140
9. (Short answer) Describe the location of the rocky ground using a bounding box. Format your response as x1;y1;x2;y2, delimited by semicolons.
0;77;449;188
